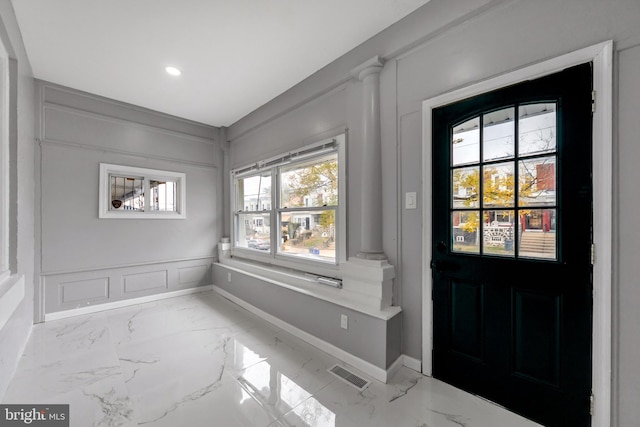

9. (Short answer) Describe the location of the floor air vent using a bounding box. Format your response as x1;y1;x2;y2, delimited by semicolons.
328;364;371;391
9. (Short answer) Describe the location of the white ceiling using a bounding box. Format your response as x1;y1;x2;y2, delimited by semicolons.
12;0;431;127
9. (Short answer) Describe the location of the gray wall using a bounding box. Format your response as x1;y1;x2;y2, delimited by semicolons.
226;0;640;424
0;0;35;400
35;82;221;316
1;0;636;422
616;45;640;427
212;263;401;370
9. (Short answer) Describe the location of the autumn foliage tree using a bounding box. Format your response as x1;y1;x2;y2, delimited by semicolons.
453;162;549;234
284;157;338;231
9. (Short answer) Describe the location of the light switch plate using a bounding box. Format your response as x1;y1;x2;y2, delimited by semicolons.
340;314;348;330
405;192;417;209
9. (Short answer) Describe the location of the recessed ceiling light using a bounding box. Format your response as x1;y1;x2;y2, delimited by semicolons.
165;66;181;76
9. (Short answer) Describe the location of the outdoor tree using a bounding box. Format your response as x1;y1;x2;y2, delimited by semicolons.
286;159;338;205
453;127;555;234
285;159;338;231
281;158;338;246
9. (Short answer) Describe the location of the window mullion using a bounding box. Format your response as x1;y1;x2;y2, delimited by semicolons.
514;104;520;257
143;176;150;213
479;114;485;255
272;166;279;258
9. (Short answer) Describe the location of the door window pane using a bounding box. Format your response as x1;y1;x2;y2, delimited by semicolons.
452;117;479;166
236;173;272;212
518;209;556;260
483;210;515;257
448;103;560;262
518;157;556;207
452;166;479;208
452;211;480;254
483;162;514;208
483;107;515;161
519;103;557;156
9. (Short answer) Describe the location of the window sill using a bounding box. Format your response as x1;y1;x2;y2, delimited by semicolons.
230;248;339;277
216;257;401;320
99;211;186;220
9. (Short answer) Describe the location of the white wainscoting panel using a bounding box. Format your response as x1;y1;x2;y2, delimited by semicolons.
42;257;213;315
60;277;109;304
178;265;210;287
123;270;168;294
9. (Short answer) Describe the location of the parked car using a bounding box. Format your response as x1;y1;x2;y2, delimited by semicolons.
255;240;270;251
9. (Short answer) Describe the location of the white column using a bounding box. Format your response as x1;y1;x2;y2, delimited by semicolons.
352;56;386;260
340;57;395;312
219;126;230;237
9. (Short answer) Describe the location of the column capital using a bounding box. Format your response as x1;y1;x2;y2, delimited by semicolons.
350;56;385;81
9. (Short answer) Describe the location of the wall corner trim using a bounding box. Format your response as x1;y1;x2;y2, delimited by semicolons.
402;354;422;373
0;274;25;331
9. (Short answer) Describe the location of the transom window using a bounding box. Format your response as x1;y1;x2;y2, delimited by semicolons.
232;135;343;267
451;103;557;260
99;164;186;219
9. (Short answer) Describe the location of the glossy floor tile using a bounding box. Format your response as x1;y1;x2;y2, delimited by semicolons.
3;291;541;426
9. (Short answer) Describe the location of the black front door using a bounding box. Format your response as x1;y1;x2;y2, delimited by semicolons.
432;63;593;427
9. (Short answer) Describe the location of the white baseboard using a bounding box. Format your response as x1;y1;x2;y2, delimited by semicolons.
402;354;422;373
44;285;214;322
386;354;423;381
213;285;398;383
386;355;405;380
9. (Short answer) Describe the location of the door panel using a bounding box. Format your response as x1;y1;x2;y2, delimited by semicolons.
513;289;561;386
450;280;484;359
432;63;593;427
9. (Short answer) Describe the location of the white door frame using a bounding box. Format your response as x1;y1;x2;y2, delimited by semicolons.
421;41;613;427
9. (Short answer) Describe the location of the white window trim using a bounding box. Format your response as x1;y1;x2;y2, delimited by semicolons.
230;133;346;278
99;163;186;219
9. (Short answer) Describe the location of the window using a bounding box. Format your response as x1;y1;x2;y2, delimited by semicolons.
450;103;558;259
232;134;343;267
99;164;186;219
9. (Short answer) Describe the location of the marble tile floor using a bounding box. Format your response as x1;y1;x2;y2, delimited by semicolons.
3;291;541;426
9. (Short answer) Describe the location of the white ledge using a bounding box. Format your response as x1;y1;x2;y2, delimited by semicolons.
215;259;401;321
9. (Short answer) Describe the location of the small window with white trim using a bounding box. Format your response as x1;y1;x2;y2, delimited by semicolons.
99;164;186;219
232;134;344;268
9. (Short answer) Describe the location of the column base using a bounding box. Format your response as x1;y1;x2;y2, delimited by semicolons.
356;251;387;261
340;258;395;310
